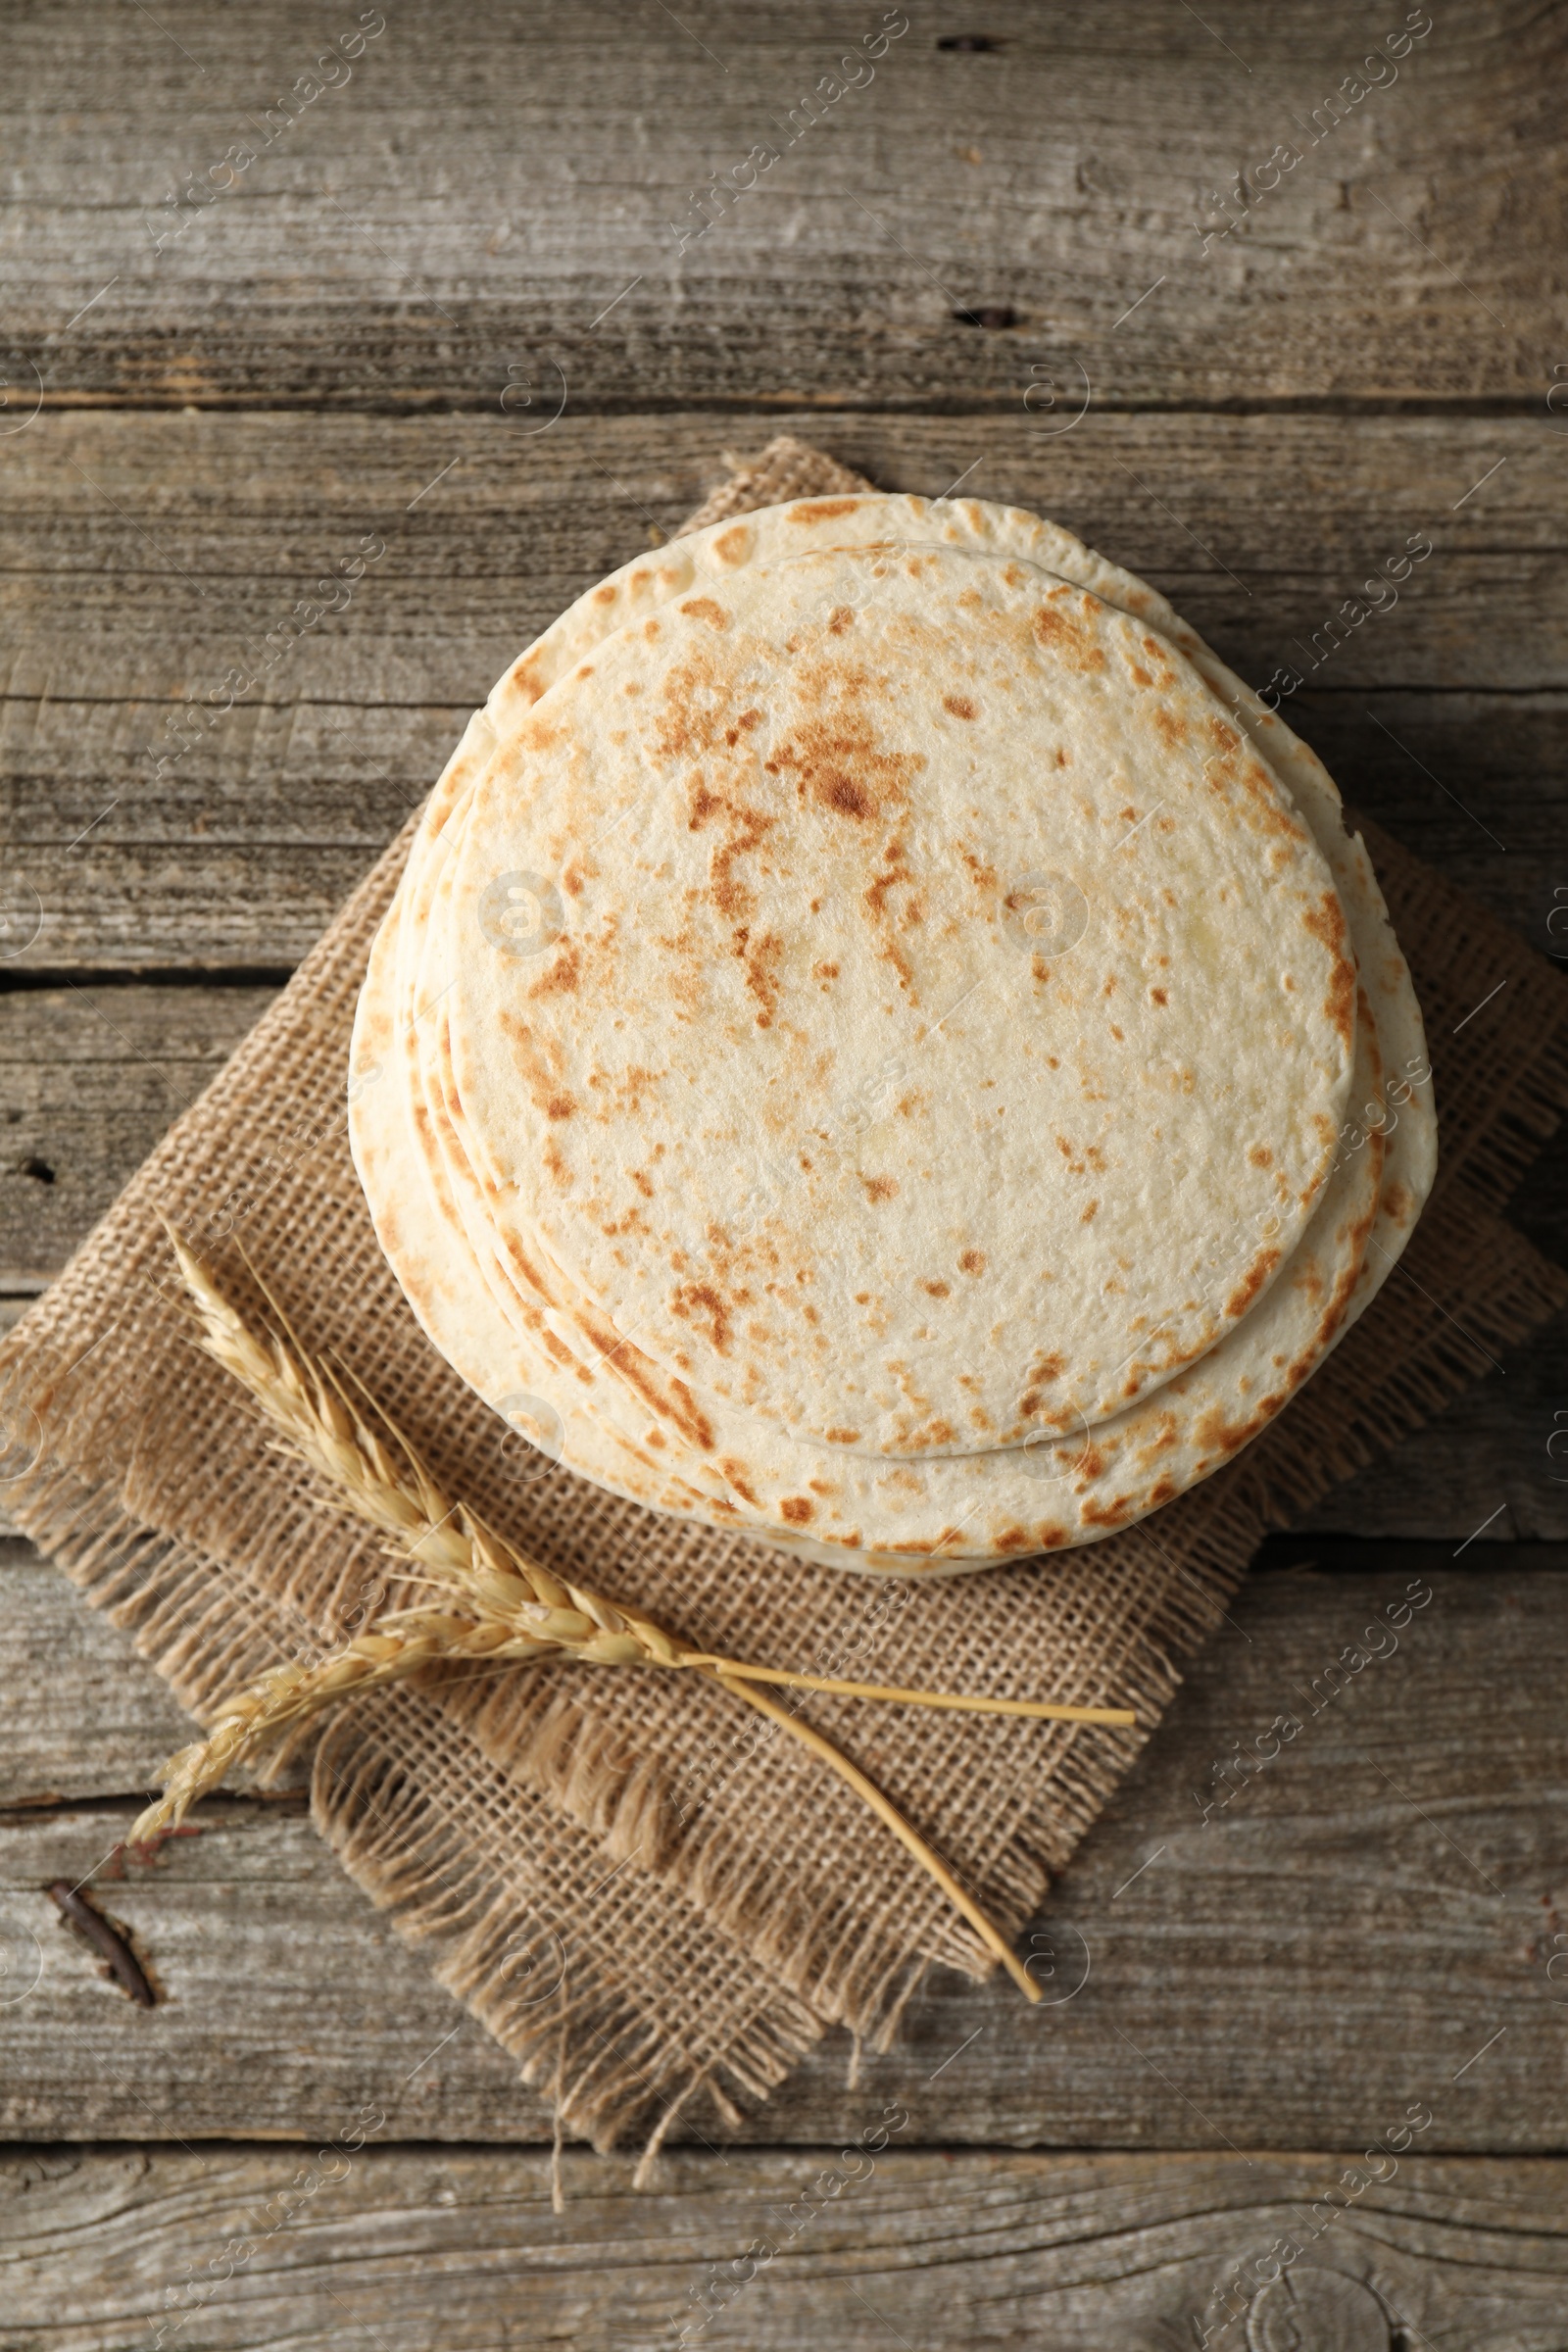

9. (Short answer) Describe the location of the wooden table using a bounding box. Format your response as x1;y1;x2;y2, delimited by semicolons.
3;6;1567;2342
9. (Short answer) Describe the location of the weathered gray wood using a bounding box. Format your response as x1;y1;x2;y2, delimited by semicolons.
3;1;1558;412
0;1541;206;1805
2;2145;1565;2352
2;413;1562;965
4;1551;1565;2149
0;986;273;1284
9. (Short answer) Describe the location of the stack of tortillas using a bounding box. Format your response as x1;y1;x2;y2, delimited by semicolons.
350;492;1436;1575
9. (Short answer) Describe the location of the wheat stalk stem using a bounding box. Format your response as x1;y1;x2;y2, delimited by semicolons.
137;1233;1138;1999
712;1672;1042;2001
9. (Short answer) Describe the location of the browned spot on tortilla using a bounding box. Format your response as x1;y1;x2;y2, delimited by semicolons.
921;1279;951;1298
943;694;978;719
1055;1135;1106;1177
864;837;908;919
630;1167;654;1198
995;1526;1035;1553
862;1174;899;1202
1301;890;1356;1049
498;1010;583;1130
686;781;775;922
769;710;922;825
788;498;862;522
713;524;750;562
1129;662;1153;688
1147;1478;1178;1507
593;582;618;605
1036;1525;1070;1549
1384;1178;1414;1223
1153;706;1189;752
1292;1254;1327;1308
1194;1387;1287;1459
1080;1494;1136;1529
824;1427;862;1444
1225;1247;1281;1320
719;1457;760;1504
731;924;784;1027
828;606;856;635
1032;604;1105;672
573;1299;716;1452
1250;1143;1274;1168
1081;1197;1101;1223
643;618;662;639
671;1282;732;1353
1288;1187;1381;1380
779;1495;816;1525
1151;986;1168;1006
957;1249;987;1275
680;596;729;629
543;1136;570;1187
530;941;581;996
813;959;840;982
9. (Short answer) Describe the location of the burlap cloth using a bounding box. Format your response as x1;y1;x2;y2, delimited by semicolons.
6;438;1568;2154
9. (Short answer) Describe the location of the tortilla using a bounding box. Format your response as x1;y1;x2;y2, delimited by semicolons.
446;543;1354;1457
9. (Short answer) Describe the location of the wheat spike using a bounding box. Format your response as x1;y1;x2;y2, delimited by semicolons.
138;1232;1137;1999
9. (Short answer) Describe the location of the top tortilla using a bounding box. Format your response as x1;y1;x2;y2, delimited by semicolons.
442;541;1355;1458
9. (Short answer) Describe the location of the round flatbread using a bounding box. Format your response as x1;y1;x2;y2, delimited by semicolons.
446;542;1355;1459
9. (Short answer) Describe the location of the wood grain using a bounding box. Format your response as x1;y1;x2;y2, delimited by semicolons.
0;985;273;1283
4;1548;1565;2151
3;2145;1566;2352
4;1;1561;412
2;412;1562;966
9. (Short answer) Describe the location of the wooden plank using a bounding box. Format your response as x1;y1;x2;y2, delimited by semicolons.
0;985;274;1284
3;1;1556;411
4;1549;1565;2149
0;1540;210;1806
3;2146;1566;2352
2;413;1562;967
